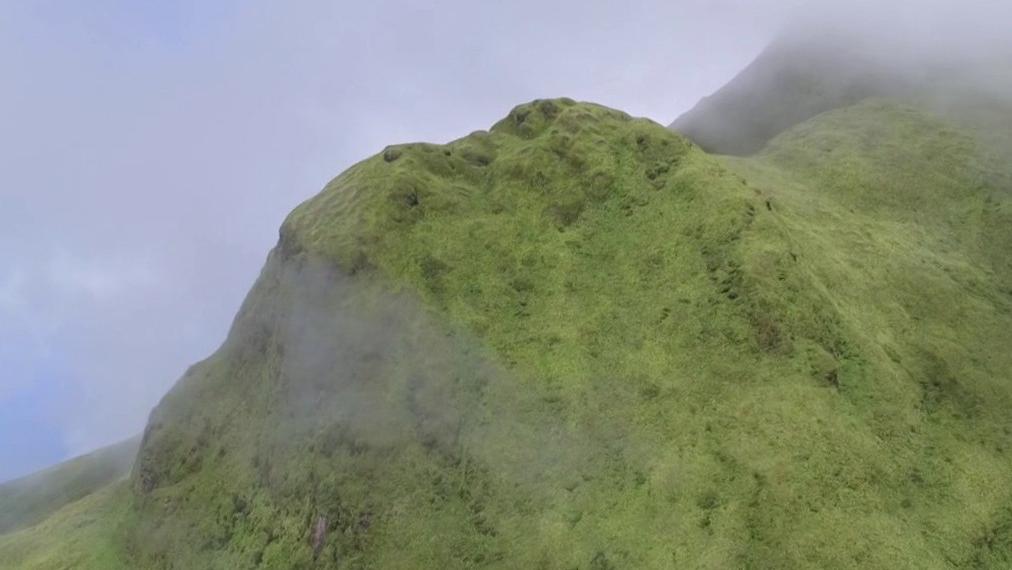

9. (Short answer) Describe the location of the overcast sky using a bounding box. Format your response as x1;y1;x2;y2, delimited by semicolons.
0;0;1006;482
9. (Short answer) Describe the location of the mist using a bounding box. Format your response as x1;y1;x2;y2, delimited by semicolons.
2;0;1011;482
671;1;1012;154
788;1;1012;97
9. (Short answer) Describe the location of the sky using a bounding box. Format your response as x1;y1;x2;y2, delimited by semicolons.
0;0;1006;482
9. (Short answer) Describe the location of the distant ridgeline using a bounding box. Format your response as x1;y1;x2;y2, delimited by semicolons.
2;34;1011;569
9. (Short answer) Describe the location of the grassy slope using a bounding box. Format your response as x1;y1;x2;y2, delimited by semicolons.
5;96;1010;568
721;98;1012;568
0;436;139;535
125;97;1011;569
0;483;131;570
0;438;138;569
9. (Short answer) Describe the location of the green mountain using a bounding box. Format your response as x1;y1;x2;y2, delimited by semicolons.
3;39;1011;569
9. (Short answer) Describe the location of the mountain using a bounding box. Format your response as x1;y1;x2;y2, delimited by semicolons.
3;39;1012;569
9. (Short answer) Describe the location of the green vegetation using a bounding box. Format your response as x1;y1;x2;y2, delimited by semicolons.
720;99;1012;568
4;86;1011;567
0;477;133;569
0;436;138;535
128;96;1012;568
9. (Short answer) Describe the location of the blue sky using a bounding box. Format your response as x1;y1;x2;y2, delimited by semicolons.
2;0;1001;482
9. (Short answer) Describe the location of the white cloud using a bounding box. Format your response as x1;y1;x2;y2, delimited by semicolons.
47;251;158;302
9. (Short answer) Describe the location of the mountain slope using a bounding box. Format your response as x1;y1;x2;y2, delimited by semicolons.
131;99;786;568
124;96;1011;568
0;482;131;570
0;439;138;570
0;436;138;535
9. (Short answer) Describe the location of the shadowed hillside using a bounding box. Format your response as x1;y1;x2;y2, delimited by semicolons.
0;439;138;569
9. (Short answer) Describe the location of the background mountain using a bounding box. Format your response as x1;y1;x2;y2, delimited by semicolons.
2;32;1011;569
670;31;908;155
670;28;1012;157
0;436;138;535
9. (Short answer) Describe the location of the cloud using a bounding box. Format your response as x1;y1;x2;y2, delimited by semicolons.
0;269;26;313
47;252;158;301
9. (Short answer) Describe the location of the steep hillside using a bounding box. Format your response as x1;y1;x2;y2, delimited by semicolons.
0;483;131;570
0;439;137;570
4;90;1011;567
722;99;1012;568
0;436;138;535
130;99;785;568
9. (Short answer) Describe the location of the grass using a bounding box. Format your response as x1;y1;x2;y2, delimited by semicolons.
5;95;1011;568
0;436;138;535
0;482;131;569
719;98;1012;568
